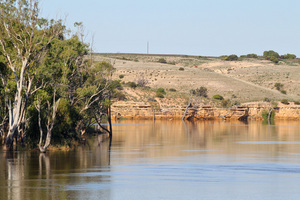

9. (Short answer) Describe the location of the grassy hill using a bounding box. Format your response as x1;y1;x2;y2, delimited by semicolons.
93;53;300;105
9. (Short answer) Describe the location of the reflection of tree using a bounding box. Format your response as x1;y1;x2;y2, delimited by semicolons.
39;153;51;179
0;140;114;200
6;151;24;200
182;121;207;147
96;133;112;166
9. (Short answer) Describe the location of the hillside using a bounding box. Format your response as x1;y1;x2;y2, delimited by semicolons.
93;53;300;104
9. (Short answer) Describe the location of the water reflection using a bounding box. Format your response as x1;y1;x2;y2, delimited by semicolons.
0;134;113;200
1;120;300;200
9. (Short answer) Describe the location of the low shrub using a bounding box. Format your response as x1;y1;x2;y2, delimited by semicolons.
247;53;258;58
270;56;279;64
281;99;289;105
119;74;124;79
156;88;166;94
127;82;137;88
274;82;283;91
155;92;164;98
169;88;177;92
294;101;300;105
191;87;208;98
221;99;231;108
213;94;224;100
113;91;126;101
280;90;287;94
224;54;238;61
280;54;296;59
158;58;167;63
136;76;149;87
179;67;184;71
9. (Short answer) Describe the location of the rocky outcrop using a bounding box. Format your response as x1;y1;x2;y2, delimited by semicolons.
244;102;300;120
111;101;300;120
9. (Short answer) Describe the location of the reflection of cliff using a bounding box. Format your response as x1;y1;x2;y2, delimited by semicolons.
111;101;300;120
0;120;300;199
110;120;300;164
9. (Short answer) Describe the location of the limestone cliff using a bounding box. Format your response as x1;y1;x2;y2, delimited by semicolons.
111;101;300;120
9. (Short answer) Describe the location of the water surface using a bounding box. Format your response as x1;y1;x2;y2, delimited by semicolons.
1;120;300;200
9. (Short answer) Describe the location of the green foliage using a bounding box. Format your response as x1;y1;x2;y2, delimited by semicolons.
155;88;166;98
280;54;296;59
169;88;177;92
263;50;279;58
246;54;258;58
212;94;224;100
179;67;185;71
270;56;279;64
191;86;208;98
0;0;119;148
156;88;166;94
272;101;279;109
127;82;137;88
280;90;287;94
281;99;289;105
294;101;300;105
158;58;167;63
109;80;123;90
224;55;238;61
112;91;126;100
261;109;275;120
274;82;283;91
119;74;124;79
221;99;231;108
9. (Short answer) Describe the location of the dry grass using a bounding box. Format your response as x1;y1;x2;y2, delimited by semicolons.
94;53;300;103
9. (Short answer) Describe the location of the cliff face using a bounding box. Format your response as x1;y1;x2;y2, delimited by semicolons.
111;101;300;120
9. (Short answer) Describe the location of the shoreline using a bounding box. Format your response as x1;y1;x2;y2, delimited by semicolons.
111;101;300;121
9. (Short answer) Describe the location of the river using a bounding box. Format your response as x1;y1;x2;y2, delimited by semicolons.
1;120;300;200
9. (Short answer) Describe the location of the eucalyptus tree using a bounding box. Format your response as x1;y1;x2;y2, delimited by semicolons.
31;35;89;152
0;0;64;148
76;60;115;136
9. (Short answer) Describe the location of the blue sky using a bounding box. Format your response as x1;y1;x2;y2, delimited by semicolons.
41;0;300;56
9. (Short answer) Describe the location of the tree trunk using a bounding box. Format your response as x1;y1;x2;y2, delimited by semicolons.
36;95;60;153
182;95;192;121
108;105;112;137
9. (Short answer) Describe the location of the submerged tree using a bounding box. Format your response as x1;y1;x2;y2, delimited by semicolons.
35;90;60;153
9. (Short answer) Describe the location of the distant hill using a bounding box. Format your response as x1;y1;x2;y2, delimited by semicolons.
93;53;300;103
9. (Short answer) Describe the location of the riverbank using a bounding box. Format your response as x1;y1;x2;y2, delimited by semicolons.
111;101;300;121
